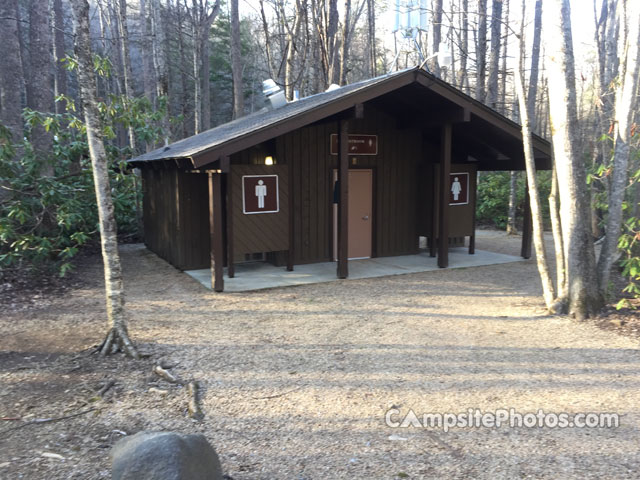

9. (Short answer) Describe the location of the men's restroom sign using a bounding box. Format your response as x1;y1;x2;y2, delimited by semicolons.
449;172;469;205
242;175;279;214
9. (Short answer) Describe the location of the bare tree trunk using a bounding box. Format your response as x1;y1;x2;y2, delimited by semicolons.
52;0;67;114
116;0;137;153
457;0;469;93
544;0;603;319
230;0;244;118
499;0;509;114
475;0;488;101
176;2;190;137
549;154;567;299
139;0;156;105
190;0;220;133
69;0;139;359
515;0;556;310
528;0;543;129
597;0;640;296
508;0;541;236
485;0;503;108
327;0;340;85
430;0;444;76
28;0;54;177
283;0;305;98
338;0;351;85
0;0;25;142
200;19;212;131
367;0;376;77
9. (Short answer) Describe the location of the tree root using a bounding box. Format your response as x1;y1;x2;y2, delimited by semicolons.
99;327;139;359
548;297;568;315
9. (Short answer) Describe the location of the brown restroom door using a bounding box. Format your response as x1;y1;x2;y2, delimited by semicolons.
348;169;373;259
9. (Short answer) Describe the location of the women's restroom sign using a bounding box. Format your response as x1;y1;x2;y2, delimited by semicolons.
242;175;279;214
449;172;469;205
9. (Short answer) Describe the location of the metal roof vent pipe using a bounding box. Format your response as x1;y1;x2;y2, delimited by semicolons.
263;79;287;109
293;90;300;102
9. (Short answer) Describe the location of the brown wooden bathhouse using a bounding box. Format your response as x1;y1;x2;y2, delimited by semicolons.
129;67;551;292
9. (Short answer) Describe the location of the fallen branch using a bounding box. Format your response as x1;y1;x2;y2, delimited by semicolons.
187;381;204;420
251;386;303;400
98;380;116;397
0;408;96;436
153;365;179;384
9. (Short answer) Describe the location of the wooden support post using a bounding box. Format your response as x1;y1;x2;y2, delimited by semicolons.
438;123;452;268
208;172;224;292
430;168;438;258
469;171;477;255
337;119;349;279
226;174;234;278
521;186;532;259
287;154;294;271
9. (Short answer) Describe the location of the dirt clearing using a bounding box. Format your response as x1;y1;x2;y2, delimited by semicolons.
1;231;639;479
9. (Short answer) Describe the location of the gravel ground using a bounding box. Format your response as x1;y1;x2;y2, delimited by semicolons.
1;230;639;479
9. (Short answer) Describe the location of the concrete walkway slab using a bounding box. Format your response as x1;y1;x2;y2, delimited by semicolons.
185;248;525;292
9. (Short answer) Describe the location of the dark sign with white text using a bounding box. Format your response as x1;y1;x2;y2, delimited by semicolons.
330;134;378;155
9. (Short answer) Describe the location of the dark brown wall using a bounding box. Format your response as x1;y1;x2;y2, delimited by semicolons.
418;162;478;238
230;164;289;259
142;167;209;270
270;105;422;264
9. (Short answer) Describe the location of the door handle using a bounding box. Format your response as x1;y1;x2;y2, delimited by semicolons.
362;215;369;220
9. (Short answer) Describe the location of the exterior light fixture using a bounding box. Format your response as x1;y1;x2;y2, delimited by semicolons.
264;156;275;165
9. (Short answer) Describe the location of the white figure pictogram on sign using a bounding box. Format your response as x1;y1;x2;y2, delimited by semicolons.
255;180;267;208
451;177;462;201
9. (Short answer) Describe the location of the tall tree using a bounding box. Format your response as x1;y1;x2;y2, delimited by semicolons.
485;0;503;108
52;0;68;114
0;0;25;142
69;0;139;358
230;0;244;118
430;0;444;77
188;0;221;133
514;0;556;310
544;0;603;318
456;0;469;93
366;0;376;77
475;0;488;101
139;0;156;105
116;0;137;152
338;0;351;85
28;0;55;176
596;0;640;295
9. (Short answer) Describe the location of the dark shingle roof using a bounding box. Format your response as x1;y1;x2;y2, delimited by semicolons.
128;67;550;168
129;68;414;165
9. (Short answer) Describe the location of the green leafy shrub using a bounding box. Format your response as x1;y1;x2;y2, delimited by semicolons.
0;90;168;278
476;171;552;230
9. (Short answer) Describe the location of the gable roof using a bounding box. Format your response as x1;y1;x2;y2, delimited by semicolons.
129;67;551;170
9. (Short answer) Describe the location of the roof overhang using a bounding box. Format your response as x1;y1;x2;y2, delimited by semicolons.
128;68;551;171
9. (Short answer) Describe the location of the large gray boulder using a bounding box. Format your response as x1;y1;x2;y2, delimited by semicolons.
112;431;223;480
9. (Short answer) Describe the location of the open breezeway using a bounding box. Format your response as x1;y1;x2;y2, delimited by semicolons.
1;231;639;479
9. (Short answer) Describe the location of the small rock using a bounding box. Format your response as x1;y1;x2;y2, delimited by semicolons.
388;434;408;441
42;452;65;460
148;387;169;396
